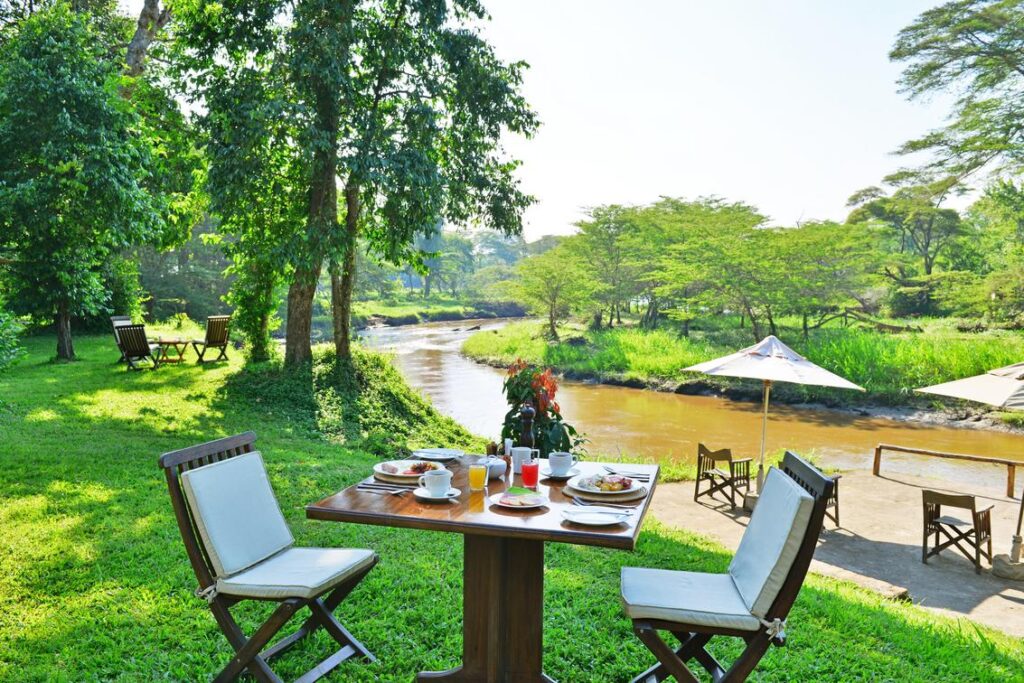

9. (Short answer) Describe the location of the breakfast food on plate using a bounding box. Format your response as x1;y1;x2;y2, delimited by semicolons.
403;461;438;475
499;486;546;507
585;474;633;492
379;461;439;475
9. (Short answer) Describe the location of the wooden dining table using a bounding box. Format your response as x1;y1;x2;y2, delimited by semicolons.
306;458;659;683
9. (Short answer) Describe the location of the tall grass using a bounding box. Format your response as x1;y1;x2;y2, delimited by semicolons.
463;320;1024;405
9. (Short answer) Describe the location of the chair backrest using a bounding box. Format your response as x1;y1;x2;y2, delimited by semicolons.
180;451;293;577
158;433;269;587
728;451;833;621
923;490;976;526
205;315;231;346
111;316;132;345
698;443;732;463
118;324;152;357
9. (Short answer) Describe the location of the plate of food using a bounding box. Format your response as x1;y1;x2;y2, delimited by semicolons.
411;447;464;461
489;487;548;509
566;473;642;495
374;460;444;479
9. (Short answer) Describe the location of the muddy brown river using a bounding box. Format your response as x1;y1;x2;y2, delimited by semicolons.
360;319;1024;484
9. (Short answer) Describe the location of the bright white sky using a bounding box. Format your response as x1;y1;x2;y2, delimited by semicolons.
121;0;952;239
479;0;952;239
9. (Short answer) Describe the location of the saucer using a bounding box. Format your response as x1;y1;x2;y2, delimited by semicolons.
541;466;579;481
413;487;460;501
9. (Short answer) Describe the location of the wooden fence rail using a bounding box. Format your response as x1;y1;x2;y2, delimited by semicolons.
872;443;1019;498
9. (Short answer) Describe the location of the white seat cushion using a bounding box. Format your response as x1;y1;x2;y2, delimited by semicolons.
217;547;377;600
729;468;813;617
620;567;760;631
181;451;294;577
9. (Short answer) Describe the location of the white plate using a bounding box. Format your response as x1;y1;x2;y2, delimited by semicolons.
488;491;548;509
566;473;644;496
561;509;631;526
414;487;460;501
541;466;579;481
374;460;446;479
413;448;465;461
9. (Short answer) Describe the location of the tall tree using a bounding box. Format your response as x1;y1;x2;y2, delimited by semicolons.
0;4;161;359
178;0;535;366
891;0;1024;179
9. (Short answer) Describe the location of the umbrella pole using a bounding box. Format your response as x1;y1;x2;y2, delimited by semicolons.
757;380;771;493
1012;495;1023;564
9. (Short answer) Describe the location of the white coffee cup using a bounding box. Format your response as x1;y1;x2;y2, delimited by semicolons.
510;446;539;474
419;468;453;497
547;451;577;476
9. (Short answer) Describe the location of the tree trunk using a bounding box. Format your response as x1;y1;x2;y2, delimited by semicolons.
126;0;169;77
284;266;320;365
591;309;603;330
332;182;360;359
616;304;622;325
286;71;338;366
55;301;74;361
802;313;809;341
549;308;559;340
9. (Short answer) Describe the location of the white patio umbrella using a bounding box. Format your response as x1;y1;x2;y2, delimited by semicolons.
918;363;1024;571
684;335;864;493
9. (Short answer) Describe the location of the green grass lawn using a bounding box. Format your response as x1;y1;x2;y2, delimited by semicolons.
1;333;1022;681
462;319;1024;407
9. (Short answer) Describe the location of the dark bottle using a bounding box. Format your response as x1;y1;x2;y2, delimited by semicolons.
519;403;536;449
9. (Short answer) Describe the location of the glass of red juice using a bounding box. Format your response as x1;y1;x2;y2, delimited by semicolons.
521;459;539;488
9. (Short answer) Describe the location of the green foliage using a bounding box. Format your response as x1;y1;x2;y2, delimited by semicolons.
0;4;162;357
513;246;599;339
465;319;1024;406
891;0;1024;179
0;302;22;372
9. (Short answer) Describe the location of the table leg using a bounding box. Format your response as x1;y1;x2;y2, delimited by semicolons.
417;535;554;683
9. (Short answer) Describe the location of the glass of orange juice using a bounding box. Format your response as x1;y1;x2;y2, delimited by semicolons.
468;462;488;491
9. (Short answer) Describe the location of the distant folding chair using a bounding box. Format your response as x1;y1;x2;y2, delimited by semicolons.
159;433;378;682
192;315;231;363
922;489;993;574
693;443;751;509
622;451;834;683
118;324;160;370
111;316;133;362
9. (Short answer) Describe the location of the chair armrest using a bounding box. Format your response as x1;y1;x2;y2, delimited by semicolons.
977;505;994;515
830;473;842;481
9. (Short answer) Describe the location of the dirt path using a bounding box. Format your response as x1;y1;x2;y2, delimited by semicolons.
650;469;1024;637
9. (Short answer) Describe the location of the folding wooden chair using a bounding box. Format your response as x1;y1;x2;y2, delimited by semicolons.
119;324;161;370
111;316;133;362
192;315;232;363
693;443;751;509
159;433;378;682
622;451;834;683
922;489;993;574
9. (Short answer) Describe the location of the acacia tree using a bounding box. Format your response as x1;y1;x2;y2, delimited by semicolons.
0;5;161;359
514;247;598;340
891;0;1024;179
178;0;534;366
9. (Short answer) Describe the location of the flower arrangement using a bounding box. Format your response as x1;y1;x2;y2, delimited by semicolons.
500;358;584;456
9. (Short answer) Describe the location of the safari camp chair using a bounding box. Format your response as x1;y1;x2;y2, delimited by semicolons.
693;443;751;509
922;489;993;574
110;316;132;362
159;433;378;683
777;458;841;527
621;451;834;683
192;315;231;363
118;324;161;370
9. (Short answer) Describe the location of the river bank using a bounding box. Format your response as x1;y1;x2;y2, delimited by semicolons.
461;319;1024;435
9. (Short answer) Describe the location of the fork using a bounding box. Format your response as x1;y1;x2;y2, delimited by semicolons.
602;465;650;480
357;484;408;495
572;497;637;511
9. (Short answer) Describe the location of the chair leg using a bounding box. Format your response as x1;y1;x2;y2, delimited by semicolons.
632;622;700;683
722;632;773;681
216;345;229;361
208;598;282;683
215;600;302;683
